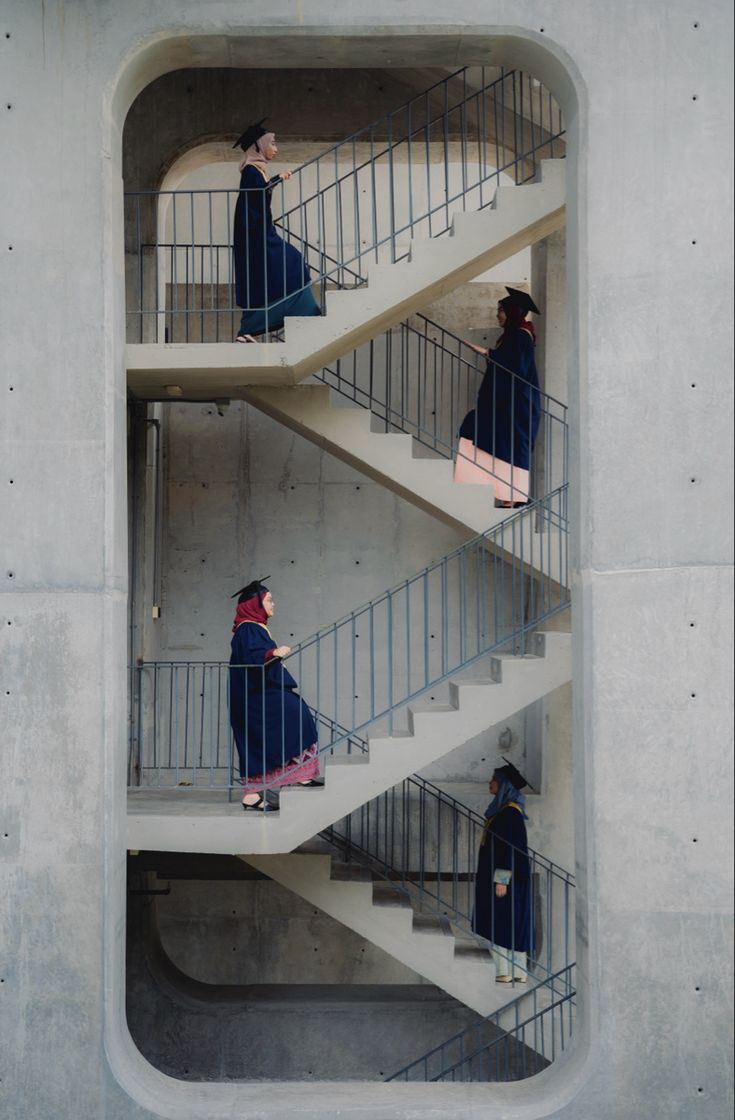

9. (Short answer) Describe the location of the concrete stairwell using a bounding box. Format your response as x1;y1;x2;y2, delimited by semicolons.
126;160;565;400
127;631;571;856
239;848;509;1017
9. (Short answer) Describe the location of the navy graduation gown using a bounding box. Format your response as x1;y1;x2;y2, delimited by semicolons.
473;803;534;954
233;165;312;310
459;329;541;469
229;622;318;781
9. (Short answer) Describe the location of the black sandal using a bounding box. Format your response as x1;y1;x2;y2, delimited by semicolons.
298;779;324;788
242;794;277;812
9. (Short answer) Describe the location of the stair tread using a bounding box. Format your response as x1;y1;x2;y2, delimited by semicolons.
330;862;373;883
453;941;493;964
372;884;412;908
412;914;452;936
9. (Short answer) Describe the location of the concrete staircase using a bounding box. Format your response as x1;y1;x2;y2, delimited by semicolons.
127;631;571;856
126;160;565;400
240;848;508;1017
237;382;565;579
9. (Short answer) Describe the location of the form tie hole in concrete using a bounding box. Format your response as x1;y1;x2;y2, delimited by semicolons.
690;692;696;698
692;837;698;843
693;22;699;28
689;621;696;627
691;239;697;244
7;572;13;579
7;245;12;251
689;477;697;484
695;986;700;991
692;95;698;100
691;383;696;388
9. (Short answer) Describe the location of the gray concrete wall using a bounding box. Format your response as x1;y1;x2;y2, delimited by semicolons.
1;3;732;1119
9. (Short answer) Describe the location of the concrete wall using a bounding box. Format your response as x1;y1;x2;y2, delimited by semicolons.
1;3;732;1119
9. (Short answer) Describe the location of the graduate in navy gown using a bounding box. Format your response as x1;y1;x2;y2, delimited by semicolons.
473;761;534;982
231;119;321;341
455;287;541;506
229;579;320;811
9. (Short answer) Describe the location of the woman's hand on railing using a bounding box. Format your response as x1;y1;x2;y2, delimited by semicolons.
462;339;489;357
273;644;292;658
495;883;508;898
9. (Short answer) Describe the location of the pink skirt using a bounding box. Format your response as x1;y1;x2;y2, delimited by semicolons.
453;438;530;504
239;744;320;793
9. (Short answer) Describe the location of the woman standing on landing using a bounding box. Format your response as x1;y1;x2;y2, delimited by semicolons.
229;579;321;811
232;119;321;342
455;287;541;507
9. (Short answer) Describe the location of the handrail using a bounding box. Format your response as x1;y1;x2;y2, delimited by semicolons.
124;66;564;342
385;963;576;1081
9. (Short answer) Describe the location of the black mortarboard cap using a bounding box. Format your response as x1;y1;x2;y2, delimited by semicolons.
503;286;541;316
231;576;270;603
232;118;268;152
494;757;535;792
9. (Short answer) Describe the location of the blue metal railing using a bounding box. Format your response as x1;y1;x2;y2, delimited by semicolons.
129;485;568;791
124;67;564;342
385;963;576;1081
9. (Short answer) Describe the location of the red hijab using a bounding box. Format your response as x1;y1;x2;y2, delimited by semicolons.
232;590;269;631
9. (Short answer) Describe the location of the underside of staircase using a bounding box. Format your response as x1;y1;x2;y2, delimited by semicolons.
240;848;509;1018
236;382;566;582
127;631;571;855
126;160;565;400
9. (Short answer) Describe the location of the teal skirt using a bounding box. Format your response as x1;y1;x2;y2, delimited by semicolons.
237;286;320;336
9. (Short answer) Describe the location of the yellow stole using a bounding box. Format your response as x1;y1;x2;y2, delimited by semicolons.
480;802;524;846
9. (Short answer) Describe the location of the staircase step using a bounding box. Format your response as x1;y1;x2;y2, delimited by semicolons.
453;940;493;965
330;862;374;883
411;914;453;937
372;883;412;909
